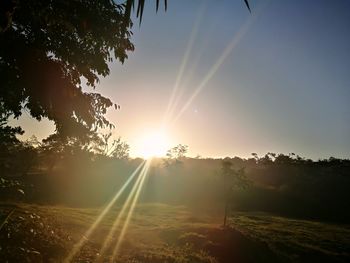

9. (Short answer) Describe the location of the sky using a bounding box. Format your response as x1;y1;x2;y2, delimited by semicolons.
13;0;350;159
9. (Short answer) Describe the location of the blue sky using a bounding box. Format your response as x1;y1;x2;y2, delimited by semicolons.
15;0;350;159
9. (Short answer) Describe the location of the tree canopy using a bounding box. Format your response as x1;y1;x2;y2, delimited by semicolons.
0;0;249;138
0;0;141;137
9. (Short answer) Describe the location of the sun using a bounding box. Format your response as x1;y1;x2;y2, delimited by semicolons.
136;131;171;159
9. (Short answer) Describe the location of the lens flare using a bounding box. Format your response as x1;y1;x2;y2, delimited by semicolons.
162;4;206;126
170;25;251;125
64;161;145;263
98;160;150;259
165;32;212;125
170;2;268;126
110;160;151;261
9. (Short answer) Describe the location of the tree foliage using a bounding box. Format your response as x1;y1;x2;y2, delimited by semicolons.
221;158;250;226
164;144;188;166
93;132;130;159
0;110;39;175
0;104;23;145
221;158;250;189
163;144;188;167
166;144;188;159
0;0;250;139
0;0;137;137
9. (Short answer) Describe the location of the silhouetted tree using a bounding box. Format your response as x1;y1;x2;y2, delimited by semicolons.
16;136;40;176
274;153;294;165
0;104;24;174
164;144;188;166
221;158;250;227
251;153;259;162
0;0;249;138
0;1;129;137
93;132;129;159
0;0;170;138
39;132;98;171
0;109;39;176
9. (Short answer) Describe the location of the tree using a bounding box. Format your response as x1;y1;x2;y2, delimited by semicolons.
39;130;129;171
0;103;23;146
0;104;24;174
0;0;249;138
164;144;188;166
1;1;126;137
0;0;169;138
0;108;39;176
167;144;188;159
39;131;100;171
16;136;40;176
93;132;129;159
221;158;250;227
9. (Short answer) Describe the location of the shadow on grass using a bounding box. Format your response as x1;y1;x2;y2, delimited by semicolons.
160;226;283;263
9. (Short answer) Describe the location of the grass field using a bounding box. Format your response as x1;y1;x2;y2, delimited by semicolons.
229;213;350;262
1;203;349;262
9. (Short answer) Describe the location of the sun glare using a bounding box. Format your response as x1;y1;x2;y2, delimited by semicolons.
136;131;170;159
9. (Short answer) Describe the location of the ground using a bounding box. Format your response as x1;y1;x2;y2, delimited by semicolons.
0;203;349;262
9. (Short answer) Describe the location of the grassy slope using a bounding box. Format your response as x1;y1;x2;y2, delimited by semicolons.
229;212;350;262
1;203;349;262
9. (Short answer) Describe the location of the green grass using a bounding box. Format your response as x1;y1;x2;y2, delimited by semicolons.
1;203;221;262
1;203;350;262
229;212;350;262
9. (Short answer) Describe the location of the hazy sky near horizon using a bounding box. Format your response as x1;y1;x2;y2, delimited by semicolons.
13;0;350;159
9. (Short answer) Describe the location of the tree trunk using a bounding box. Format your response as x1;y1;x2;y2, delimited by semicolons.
223;190;230;227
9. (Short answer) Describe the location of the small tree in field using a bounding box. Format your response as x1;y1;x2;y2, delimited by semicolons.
221;158;250;227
